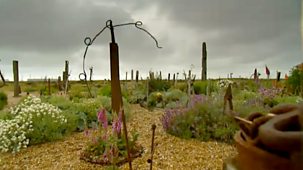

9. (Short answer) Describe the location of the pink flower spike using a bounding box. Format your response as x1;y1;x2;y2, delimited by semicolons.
97;108;108;129
112;110;122;135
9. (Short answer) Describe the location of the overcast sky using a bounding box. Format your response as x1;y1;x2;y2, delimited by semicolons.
0;0;302;81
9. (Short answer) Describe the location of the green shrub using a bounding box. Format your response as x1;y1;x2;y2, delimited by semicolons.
287;67;303;96
0;91;8;110
98;84;112;97
163;89;188;108
174;82;188;92
148;92;164;108
148;79;171;93
193;81;208;95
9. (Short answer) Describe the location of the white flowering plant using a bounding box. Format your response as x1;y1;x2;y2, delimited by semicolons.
217;79;234;88
0;95;68;153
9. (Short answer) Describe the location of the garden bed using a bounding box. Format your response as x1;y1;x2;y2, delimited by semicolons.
0;104;236;169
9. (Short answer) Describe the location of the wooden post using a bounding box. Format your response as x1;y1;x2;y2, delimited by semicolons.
89;66;93;81
131;69;134;81
202;42;207;80
108;20;132;170
136;70;139;83
58;76;62;91
13;60;20;97
110;42;123;114
276;71;281;82
187;70;192;96
223;84;233;114
64;60;69;92
168;73;170;81
173;73;176;86
125;71;128;81
159;71;162;80
48;78;51;95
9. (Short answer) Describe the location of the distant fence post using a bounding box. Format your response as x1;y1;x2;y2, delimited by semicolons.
168;73;170;82
58;76;62;91
136;70;139;83
48;78;51;95
89;67;93;81
131;69;134;81
13;60;20;97
202;42;207;80
173;73;176;86
63;60;69;93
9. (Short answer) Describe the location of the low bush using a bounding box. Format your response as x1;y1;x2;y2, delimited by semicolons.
0;91;8;110
161;94;238;143
0;95;69;153
148;79;171;93
287;67;303;96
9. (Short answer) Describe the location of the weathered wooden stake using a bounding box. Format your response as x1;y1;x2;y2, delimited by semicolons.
48;78;51;95
110;42;123;115
159;71;162;80
125;71;128;81
276;71;281;82
223;84;233;114
58;76;62;91
202;42;207;80
148;124;157;170
173;73;176;86
13;60;20;97
168;73;170;82
108;20;132;169
136;70;139;83
89;66;93;81
187;70;192;96
64;60;69;92
131;69;134;81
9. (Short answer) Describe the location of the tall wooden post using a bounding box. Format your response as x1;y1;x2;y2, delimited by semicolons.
159;71;162;80
173;73;176;86
63;60;69;92
168;73;170;81
131;69;134;81
136;70;139;83
48;78;51;95
187;70;192;96
125;71;128;81
110;43;123;114
13;60;19;97
202;42;207;80
89;67;93;81
108;20;132;170
58;76;62;91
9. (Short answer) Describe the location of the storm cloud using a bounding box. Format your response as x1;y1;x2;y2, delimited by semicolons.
0;0;301;80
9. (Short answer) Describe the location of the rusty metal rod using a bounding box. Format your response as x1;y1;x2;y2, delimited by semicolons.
149;124;156;170
121;109;132;170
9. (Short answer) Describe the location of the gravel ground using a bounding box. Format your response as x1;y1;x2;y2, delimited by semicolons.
0;104;237;170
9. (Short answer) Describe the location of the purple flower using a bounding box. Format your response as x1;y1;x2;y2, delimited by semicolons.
112;110;122;136
161;108;187;131
188;94;208;108
97;108;108;129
